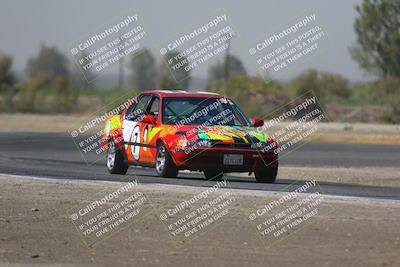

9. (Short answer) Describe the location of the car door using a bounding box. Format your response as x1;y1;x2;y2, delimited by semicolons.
139;95;160;163
122;94;152;162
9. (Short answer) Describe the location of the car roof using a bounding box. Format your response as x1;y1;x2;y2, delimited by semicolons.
143;90;224;98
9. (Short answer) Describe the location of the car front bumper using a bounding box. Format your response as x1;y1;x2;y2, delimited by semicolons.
171;148;278;172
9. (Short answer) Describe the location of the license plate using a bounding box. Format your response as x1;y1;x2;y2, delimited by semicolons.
223;154;243;165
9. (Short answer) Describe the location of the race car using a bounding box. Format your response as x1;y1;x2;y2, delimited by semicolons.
102;90;279;183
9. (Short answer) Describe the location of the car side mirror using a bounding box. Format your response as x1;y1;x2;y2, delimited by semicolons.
141;115;156;124
251;118;264;127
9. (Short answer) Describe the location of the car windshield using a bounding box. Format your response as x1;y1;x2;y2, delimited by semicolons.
162;97;250;126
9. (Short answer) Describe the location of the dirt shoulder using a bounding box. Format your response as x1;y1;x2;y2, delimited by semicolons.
0;175;399;267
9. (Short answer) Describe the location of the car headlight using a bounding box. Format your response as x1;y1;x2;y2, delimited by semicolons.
177;139;211;148
176;139;197;147
176;139;188;147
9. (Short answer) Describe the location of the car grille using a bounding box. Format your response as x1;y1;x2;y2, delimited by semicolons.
209;140;251;148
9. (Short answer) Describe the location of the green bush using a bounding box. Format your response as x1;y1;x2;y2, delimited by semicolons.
208;75;288;118
385;94;400;123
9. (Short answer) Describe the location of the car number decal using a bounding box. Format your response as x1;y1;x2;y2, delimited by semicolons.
131;125;141;160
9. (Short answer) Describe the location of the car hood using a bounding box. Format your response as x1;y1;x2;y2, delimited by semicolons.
175;125;269;144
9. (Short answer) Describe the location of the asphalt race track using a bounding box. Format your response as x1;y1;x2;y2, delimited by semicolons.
0;132;399;200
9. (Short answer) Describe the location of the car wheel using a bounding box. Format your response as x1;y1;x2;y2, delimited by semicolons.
254;161;278;183
107;140;129;174
156;142;178;178
203;170;224;180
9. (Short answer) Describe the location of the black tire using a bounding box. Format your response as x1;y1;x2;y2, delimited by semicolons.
155;142;178;178
254;161;278;183
106;140;129;174
203;170;224;180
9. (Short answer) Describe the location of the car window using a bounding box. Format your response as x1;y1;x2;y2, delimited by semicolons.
125;94;152;121
148;96;160;120
162;97;250;126
124;101;138;120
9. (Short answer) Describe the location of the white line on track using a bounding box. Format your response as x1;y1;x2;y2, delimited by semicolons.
1;172;399;203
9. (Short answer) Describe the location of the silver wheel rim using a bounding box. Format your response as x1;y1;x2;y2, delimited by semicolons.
156;145;166;173
107;141;116;170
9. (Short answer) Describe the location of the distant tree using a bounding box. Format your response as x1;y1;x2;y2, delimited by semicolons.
350;0;400;77
373;76;400;95
71;50;93;88
0;53;17;111
0;53;16;91
159;51;190;89
51;75;77;113
385;93;400;123
289;69;351;104
290;69;322;99
15;75;48;112
129;48;157;91
26;44;69;82
207;75;284;117
207;54;247;85
320;73;351;98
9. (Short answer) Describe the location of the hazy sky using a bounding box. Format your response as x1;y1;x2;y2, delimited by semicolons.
0;0;368;83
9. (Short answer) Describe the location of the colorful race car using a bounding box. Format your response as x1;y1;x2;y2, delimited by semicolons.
102;90;279;183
